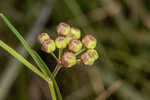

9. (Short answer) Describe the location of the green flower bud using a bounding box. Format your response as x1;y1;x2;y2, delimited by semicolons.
61;52;77;68
55;36;67;48
70;27;81;39
68;39;82;52
56;22;70;36
82;35;97;49
81;51;95;65
65;35;73;44
87;49;99;61
38;33;50;44
42;40;56;53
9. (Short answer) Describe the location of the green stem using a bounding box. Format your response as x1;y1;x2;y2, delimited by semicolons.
48;80;57;100
59;48;63;60
53;64;62;77
75;48;86;56
50;52;60;62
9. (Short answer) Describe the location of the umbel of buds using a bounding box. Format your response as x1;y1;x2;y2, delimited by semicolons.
38;22;99;69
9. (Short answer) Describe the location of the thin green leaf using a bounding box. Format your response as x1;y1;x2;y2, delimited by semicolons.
32;50;63;100
0;14;40;69
32;50;50;76
0;13;63;100
0;40;49;83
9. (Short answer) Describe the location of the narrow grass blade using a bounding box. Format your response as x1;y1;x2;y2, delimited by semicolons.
31;50;49;76
32;50;63;100
0;40;49;83
0;13;63;100
0;14;42;70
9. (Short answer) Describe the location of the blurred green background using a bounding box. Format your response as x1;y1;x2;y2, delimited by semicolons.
0;0;150;100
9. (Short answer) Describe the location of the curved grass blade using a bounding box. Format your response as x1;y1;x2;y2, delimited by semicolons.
0;40;49;83
0;13;63;100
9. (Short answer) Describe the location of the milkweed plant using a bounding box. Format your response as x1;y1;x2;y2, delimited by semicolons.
0;13;99;100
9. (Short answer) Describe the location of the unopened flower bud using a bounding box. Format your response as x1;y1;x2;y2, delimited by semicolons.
87;49;99;61
56;22;70;36
42;40;56;53
61;52;77;68
70;27;81;39
65;35;73;44
55;36;67;48
82;35;97;49
68;39;82;52
38;33;50;44
81;50;95;65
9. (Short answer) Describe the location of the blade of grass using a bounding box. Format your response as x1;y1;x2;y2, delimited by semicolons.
0;13;50;76
0;13;45;72
31;50;49;76
0;13;62;100
0;6;53;100
0;40;49;83
32;50;63;100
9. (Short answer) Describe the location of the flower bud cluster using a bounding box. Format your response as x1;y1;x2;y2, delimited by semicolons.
38;22;99;68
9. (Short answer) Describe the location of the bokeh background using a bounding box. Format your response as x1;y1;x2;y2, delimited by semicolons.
0;0;150;100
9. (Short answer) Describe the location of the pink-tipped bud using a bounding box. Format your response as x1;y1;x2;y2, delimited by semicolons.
56;22;70;36
82;35;97;49
61;52;77;68
68;39;82;52
81;49;99;66
65;35;73;44
70;27;81;39
38;33;50;44
42;40;56;53
55;36;67;49
81;51;94;65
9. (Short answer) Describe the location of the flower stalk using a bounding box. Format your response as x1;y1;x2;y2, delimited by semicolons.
75;48;86;56
53;63;63;77
50;52;60;63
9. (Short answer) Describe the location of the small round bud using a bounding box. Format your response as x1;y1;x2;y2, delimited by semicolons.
55;36;67;48
68;39;82;52
70;27;81;39
38;33;50;44
61;52;77;68
82;35;97;49
81;51;95;65
87;49;99;61
42;40;56;53
56;22;70;36
65;35;73;44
